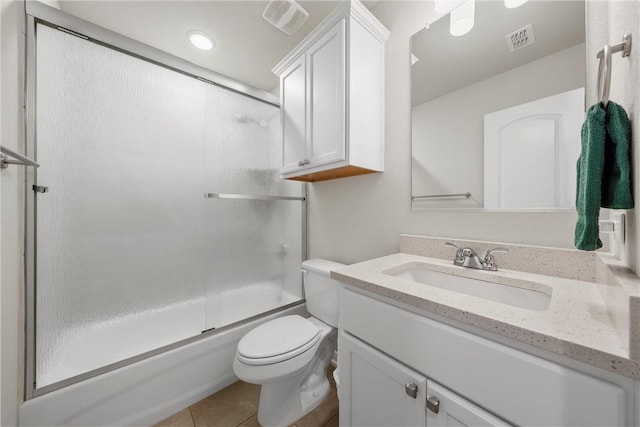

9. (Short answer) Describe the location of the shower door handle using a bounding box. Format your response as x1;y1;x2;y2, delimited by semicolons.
33;185;49;193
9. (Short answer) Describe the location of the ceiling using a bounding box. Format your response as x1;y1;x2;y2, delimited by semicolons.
57;0;381;93
58;1;377;92
411;0;585;106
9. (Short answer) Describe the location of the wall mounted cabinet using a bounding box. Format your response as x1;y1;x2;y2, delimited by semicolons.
273;0;389;182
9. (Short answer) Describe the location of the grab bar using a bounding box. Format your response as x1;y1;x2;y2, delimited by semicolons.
0;146;40;169
412;192;471;200
596;33;632;108
206;193;305;201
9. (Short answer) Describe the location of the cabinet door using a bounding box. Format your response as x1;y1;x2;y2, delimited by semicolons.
280;55;307;174
307;19;346;168
339;331;427;427
426;381;511;427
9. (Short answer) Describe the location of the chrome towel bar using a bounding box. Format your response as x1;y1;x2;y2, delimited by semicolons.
412;192;471;200
0;146;39;169
596;33;632;108
206;193;305;201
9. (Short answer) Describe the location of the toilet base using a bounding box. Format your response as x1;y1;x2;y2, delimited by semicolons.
256;338;334;426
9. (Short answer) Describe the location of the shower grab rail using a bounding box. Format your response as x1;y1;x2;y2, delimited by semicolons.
0;146;40;169
206;192;306;201
412;192;471;200
596;33;632;108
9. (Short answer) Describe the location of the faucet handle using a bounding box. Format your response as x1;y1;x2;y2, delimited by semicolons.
445;241;461;250
445;242;464;266
483;247;509;271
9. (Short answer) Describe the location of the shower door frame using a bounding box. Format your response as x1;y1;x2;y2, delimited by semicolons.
24;1;307;400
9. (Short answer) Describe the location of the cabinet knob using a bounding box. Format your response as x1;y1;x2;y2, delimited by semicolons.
298;159;310;167
426;395;440;414
405;382;418;399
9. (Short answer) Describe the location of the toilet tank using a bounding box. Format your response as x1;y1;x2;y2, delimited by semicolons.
302;259;346;327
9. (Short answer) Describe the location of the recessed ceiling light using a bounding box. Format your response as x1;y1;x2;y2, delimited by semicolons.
187;30;215;50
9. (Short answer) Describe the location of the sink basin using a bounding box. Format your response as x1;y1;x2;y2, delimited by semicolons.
388;266;551;311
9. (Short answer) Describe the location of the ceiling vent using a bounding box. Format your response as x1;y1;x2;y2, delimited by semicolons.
505;24;536;53
263;0;310;35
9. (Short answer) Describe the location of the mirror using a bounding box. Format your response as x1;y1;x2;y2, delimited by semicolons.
411;1;585;210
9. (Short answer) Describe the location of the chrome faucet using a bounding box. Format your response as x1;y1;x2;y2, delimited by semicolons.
482;247;509;271
445;242;508;271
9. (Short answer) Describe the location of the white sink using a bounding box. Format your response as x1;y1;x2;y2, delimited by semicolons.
388;266;551;311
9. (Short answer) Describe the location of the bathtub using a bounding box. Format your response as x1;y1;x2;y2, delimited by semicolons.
20;301;306;426
37;282;300;387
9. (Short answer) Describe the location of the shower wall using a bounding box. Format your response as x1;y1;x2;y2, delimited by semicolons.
34;24;303;389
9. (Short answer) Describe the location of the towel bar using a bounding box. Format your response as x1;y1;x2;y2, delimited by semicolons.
206;193;305;201
412;192;471;200
0;146;40;169
596;33;632;108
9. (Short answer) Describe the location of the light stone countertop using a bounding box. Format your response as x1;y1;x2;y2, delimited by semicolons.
331;252;640;380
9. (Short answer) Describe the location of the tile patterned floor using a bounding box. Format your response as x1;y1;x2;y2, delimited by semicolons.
155;367;338;427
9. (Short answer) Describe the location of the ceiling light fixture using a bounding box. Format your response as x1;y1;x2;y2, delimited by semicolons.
187;30;215;51
434;0;465;14
504;0;528;8
450;0;475;37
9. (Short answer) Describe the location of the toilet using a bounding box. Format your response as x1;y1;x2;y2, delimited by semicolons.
233;259;345;426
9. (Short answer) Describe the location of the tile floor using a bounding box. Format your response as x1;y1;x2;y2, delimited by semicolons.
155;367;338;427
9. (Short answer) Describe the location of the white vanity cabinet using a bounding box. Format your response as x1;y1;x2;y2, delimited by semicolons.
340;331;509;427
273;0;388;182
338;288;634;427
426;381;510;427
340;331;427;426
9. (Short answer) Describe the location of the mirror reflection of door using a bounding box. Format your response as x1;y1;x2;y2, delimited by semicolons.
410;1;585;210
484;88;584;209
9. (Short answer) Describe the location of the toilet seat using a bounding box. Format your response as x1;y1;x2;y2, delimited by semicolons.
237;315;321;366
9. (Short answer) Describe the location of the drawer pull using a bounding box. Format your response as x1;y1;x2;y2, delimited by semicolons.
426;395;440;414
405;382;418;398
298;159;310;167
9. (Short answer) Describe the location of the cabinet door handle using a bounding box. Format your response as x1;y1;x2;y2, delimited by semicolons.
298;159;310;167
426;395;440;414
405;382;418;399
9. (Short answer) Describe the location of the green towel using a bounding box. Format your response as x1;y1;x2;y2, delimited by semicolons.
602;102;634;209
575;104;606;250
575;101;634;251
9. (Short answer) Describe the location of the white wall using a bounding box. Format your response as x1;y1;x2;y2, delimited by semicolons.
586;0;639;272
1;0;25;425
412;43;585;208
308;2;578;265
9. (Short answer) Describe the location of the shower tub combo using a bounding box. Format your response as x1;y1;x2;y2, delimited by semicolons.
20;3;306;425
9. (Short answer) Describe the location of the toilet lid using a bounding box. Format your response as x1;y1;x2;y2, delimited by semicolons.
237;315;320;360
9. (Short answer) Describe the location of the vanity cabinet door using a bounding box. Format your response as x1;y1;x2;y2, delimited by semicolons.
426;381;511;427
339;331;427;427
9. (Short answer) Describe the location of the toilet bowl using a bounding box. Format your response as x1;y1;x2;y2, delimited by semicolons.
233;259;344;426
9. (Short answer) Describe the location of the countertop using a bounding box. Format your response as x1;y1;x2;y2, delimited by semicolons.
332;252;640;380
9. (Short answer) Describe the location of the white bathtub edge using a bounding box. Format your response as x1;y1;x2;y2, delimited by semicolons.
19;304;307;427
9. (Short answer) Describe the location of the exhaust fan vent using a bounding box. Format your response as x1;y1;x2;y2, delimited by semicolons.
505;24;536;53
263;0;309;35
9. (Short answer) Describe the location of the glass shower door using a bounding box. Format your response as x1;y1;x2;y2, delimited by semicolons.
32;21;305;391
203;84;304;330
35;24;208;387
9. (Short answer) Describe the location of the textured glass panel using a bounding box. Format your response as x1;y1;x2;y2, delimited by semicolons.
204;85;304;329
204;84;301;197
35;25;207;387
205;199;303;328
